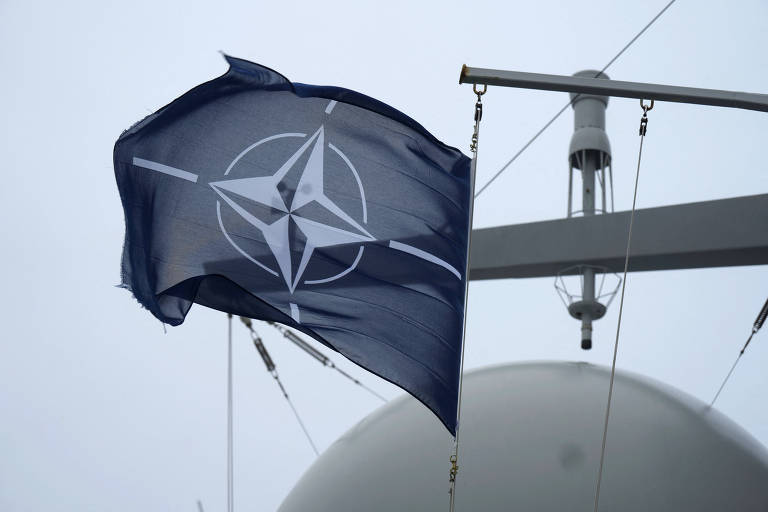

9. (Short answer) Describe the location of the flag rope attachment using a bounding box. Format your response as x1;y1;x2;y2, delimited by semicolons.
264;320;387;402
226;313;234;512
593;99;653;512
448;83;485;512
710;296;768;407
240;318;319;456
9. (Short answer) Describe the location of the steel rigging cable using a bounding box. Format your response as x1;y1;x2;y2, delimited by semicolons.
240;317;319;456
710;296;768;407
265;320;387;402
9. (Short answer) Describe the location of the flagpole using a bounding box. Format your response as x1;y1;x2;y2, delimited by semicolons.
449;84;485;512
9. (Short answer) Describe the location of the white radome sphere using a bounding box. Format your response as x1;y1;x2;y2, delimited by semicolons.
279;362;768;511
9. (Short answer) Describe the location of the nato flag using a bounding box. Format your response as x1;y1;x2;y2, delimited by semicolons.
114;55;471;434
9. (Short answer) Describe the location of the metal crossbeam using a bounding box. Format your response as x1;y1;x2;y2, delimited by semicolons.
459;66;768;113
469;194;768;280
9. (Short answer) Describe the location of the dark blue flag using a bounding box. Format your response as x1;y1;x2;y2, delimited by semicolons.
114;55;471;434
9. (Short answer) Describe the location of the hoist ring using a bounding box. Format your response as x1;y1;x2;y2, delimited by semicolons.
473;84;487;96
640;98;654;111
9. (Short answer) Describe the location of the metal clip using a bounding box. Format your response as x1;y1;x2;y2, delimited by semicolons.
639;115;648;136
473;84;486;123
474;100;483;123
448;454;459;483
470;85;486;153
640;99;654;112
639;99;653;136
470;133;479;153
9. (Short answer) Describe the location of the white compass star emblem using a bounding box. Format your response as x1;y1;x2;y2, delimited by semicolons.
210;125;374;293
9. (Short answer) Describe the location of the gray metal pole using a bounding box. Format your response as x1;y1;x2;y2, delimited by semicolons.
580;151;596;215
469;193;768;279
582;267;595;349
581;150;597;348
565;71;612;350
459;66;768;113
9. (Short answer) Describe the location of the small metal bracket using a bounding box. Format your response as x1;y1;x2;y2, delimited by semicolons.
639;99;654;136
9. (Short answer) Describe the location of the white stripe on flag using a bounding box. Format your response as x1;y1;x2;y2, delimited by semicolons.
132;157;199;183
388;240;461;280
290;303;301;323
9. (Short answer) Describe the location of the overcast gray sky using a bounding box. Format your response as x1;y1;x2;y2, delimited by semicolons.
1;0;767;510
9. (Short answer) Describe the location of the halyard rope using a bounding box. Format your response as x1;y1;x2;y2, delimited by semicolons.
448;83;485;512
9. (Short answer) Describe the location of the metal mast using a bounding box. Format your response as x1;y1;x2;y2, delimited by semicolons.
461;65;768;349
565;71;613;349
